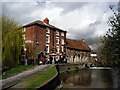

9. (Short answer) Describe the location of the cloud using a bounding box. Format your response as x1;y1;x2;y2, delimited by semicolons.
52;2;89;14
2;2;46;24
2;1;118;44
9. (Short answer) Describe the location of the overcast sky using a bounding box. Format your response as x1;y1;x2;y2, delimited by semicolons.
2;0;118;44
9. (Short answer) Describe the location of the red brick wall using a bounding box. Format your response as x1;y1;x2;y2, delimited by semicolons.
25;26;35;42
59;32;62;52
34;25;46;51
49;29;54;53
25;25;67;56
25;25;46;51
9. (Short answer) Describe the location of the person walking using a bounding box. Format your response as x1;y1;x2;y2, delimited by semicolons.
52;56;55;64
42;57;45;65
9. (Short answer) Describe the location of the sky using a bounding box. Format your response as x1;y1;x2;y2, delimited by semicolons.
1;0;119;44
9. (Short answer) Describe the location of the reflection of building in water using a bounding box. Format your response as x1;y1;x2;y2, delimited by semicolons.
91;70;114;88
60;70;92;86
59;70;117;88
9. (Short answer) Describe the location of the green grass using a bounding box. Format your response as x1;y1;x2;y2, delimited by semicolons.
2;65;36;79
19;65;57;89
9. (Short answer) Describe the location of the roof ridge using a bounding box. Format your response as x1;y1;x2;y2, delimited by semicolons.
23;19;66;32
67;38;82;42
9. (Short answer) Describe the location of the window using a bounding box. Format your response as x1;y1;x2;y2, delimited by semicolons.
62;39;64;45
56;37;59;44
46;44;49;53
61;32;64;36
62;46;64;52
46;28;50;33
46;35;50;43
56;46;59;53
56;30;59;36
22;35;25;40
22;28;26;32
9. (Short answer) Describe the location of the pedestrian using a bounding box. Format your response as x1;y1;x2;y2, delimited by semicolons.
42;57;45;65
50;56;53;64
52;56;55;64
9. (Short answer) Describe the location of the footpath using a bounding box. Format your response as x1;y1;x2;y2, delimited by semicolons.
1;64;51;89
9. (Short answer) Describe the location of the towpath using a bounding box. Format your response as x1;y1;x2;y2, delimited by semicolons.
1;64;51;89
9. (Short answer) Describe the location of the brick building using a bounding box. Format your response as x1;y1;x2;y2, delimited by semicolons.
22;18;67;62
66;38;91;63
22;18;91;64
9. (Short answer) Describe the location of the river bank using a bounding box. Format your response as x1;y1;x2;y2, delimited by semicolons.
9;65;57;89
2;64;52;89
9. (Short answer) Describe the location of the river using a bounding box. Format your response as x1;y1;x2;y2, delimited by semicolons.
56;68;118;89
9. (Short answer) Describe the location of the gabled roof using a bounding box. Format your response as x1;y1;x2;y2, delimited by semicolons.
23;20;67;32
66;38;91;52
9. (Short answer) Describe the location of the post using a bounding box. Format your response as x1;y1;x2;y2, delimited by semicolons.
24;48;27;65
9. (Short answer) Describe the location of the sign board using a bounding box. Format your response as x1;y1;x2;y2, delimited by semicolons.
91;54;97;57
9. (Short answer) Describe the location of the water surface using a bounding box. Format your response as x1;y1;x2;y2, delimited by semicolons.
58;69;118;89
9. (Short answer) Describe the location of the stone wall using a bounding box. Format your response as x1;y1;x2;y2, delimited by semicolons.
55;63;85;73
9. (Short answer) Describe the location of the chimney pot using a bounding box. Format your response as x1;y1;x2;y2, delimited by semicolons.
43;18;49;24
82;39;85;42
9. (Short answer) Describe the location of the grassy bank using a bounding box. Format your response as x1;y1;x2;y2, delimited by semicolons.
12;65;57;89
2;65;36;79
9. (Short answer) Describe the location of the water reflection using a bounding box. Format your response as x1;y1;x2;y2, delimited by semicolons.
59;69;118;89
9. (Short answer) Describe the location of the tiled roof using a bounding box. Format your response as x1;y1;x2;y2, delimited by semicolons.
23;20;66;32
66;38;91;51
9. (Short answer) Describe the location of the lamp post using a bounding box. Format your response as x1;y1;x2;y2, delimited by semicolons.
24;48;27;65
34;41;39;65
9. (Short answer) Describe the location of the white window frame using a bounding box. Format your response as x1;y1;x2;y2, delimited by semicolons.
46;34;50;43
22;35;25;40
62;46;64;52
46;27;50;33
62;39;64;45
61;32;64;36
56;37;59;44
56;30;59;36
46;44;49;53
22;28;26;32
56;46;59;53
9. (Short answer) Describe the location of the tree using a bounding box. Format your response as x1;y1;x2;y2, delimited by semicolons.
2;16;23;68
0;16;2;66
101;3;120;67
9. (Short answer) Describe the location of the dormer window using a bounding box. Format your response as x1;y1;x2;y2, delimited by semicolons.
56;30;59;36
46;28;50;33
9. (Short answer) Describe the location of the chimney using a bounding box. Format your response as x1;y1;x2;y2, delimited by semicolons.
82;39;85;42
43;18;49;24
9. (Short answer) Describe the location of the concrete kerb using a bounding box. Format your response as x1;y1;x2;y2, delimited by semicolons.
1;64;51;89
36;65;58;89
